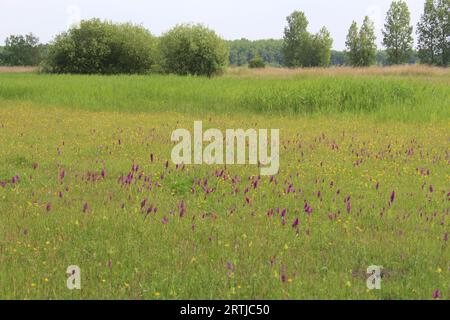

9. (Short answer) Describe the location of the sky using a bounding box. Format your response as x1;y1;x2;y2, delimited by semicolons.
0;0;425;50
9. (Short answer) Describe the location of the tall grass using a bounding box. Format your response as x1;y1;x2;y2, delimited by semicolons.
0;71;448;122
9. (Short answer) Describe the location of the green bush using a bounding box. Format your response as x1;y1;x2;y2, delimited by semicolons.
159;24;229;77
248;55;266;68
43;19;159;74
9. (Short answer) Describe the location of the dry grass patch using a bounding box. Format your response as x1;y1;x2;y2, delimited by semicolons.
226;65;450;79
0;66;39;73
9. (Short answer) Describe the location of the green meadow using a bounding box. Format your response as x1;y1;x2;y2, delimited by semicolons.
0;68;448;299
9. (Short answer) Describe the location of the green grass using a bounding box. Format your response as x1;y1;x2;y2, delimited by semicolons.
0;72;449;121
0;71;448;300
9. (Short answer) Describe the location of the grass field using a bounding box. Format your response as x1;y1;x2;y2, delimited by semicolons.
0;66;449;299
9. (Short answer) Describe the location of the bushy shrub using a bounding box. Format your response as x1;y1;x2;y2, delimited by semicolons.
43;19;159;74
159;24;229;77
248;55;266;68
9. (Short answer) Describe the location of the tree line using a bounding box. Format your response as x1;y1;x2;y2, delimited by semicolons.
227;0;446;68
0;0;448;74
344;0;448;67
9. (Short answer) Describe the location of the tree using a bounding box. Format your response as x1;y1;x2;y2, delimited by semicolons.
2;33;42;66
359;16;378;66
248;55;266;68
346;21;360;66
330;50;348;66
43;19;159;74
376;50;389;66
159;24;229;77
417;0;449;66
227;39;283;66
382;0;414;65
282;11;311;67
310;27;333;67
345;17;377;66
283;11;333;67
435;0;449;66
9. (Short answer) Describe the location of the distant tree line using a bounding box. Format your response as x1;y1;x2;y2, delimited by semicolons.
0;0;448;73
228;39;284;66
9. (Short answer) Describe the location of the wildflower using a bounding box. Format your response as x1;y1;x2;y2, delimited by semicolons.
179;200;186;217
226;262;235;272
82;202;89;213
162;216;168;224
432;289;441;299
46;203;52;212
390;191;395;204
292;218;299;228
140;198;147;210
304;202;313;214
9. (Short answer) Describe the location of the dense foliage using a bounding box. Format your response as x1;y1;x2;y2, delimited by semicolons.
248;55;266;68
417;0;449;66
0;33;45;66
228;39;283;66
43;19;159;74
283;11;333;67
382;0;414;64
346;17;378;67
159;24;229;77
